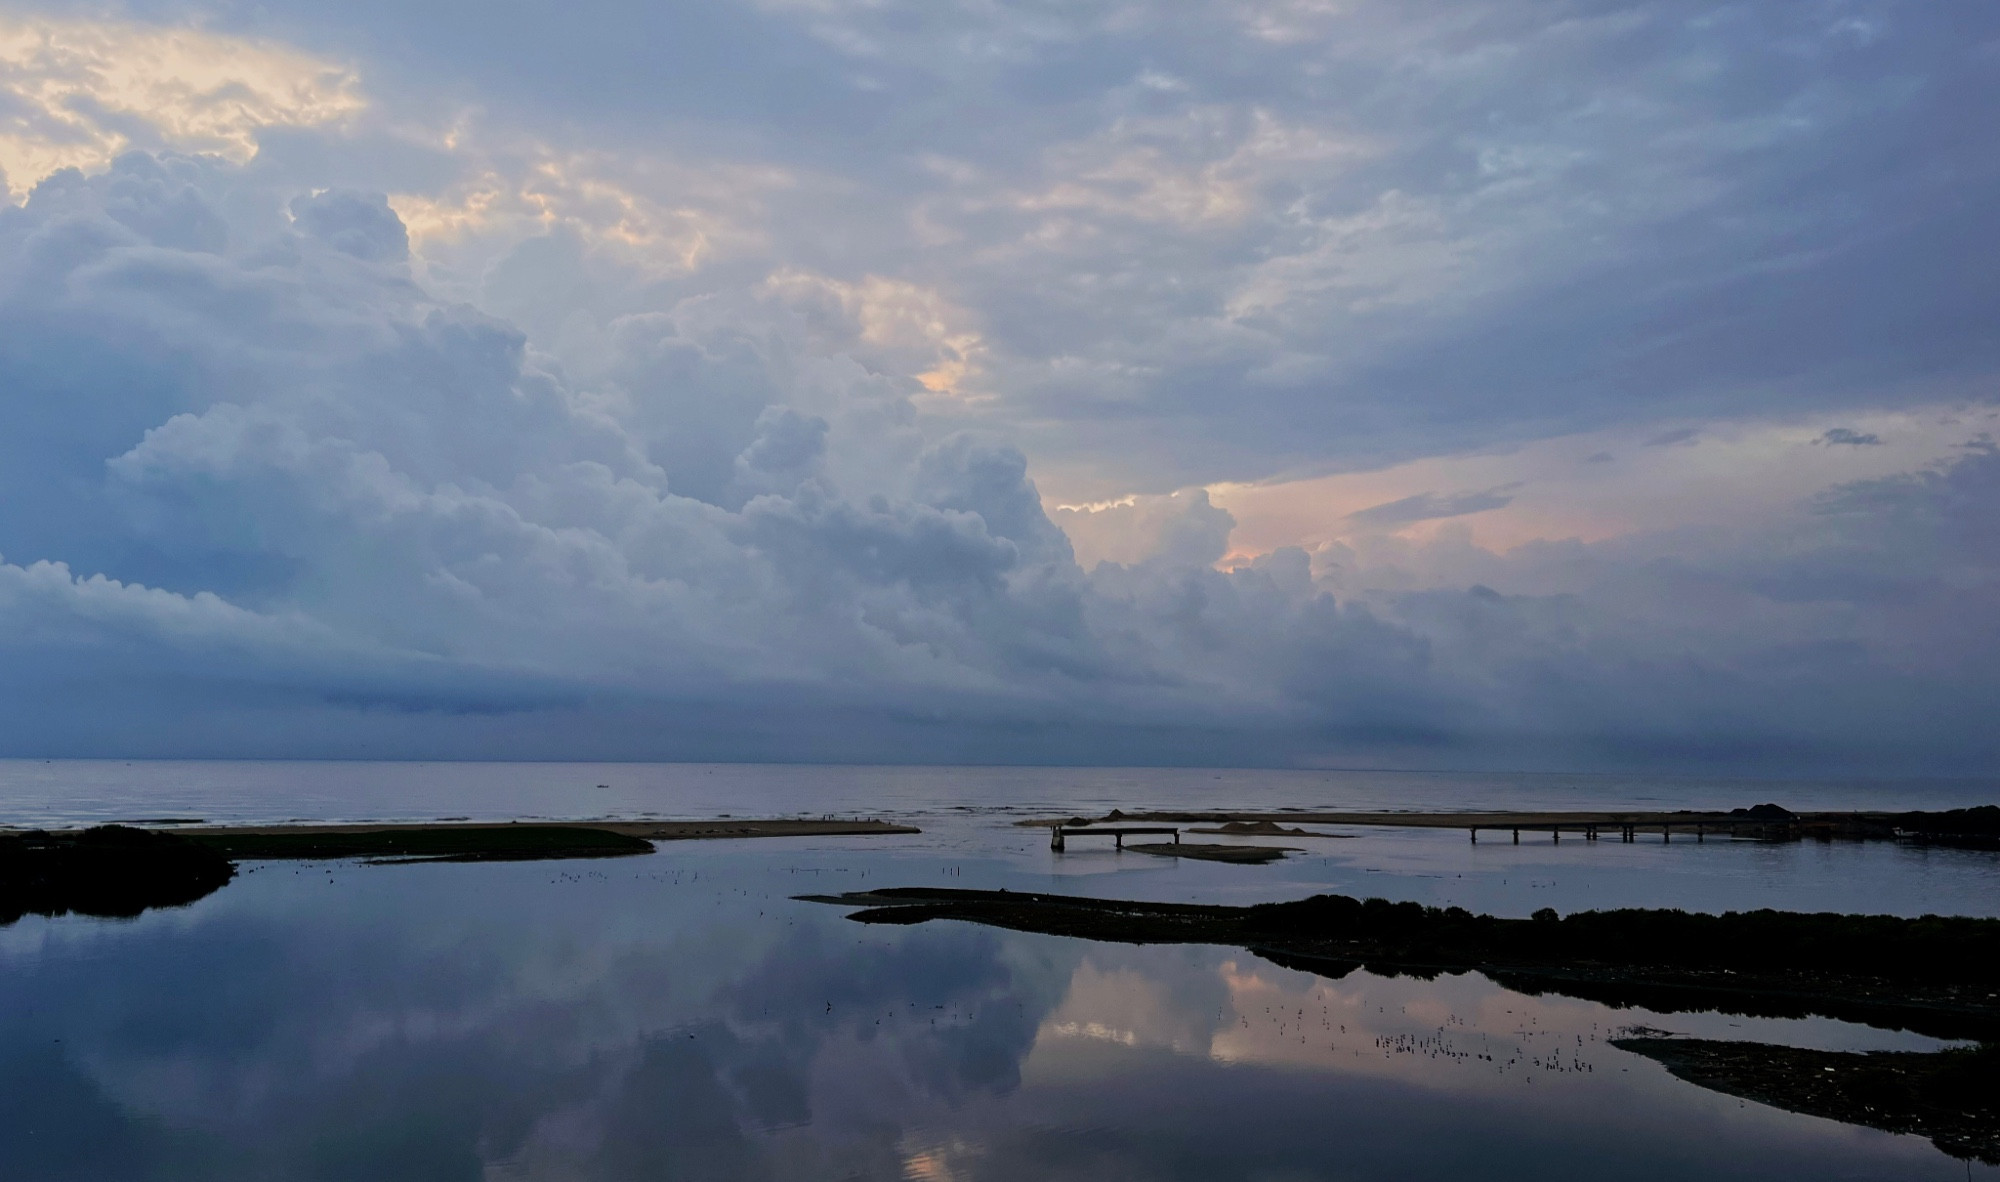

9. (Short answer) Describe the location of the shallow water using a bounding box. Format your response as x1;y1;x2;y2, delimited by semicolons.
3;762;1996;1179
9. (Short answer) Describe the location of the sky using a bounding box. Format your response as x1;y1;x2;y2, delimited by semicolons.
0;1;1995;772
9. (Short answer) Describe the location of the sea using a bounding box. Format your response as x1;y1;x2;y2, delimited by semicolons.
2;761;1995;1180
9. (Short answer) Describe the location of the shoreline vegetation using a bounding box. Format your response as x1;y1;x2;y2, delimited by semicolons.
1020;804;2000;849
0;826;236;925
0;817;919;924
803;885;2000;1162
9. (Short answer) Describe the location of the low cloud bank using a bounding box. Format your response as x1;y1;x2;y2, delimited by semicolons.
0;154;1995;773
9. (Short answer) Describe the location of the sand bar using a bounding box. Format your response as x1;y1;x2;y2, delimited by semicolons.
164;818;921;862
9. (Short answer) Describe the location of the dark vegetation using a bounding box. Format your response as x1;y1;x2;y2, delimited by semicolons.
1615;1038;2000;1164
0;826;235;923
185;825;655;862
0;824;650;926
1892;805;2000;848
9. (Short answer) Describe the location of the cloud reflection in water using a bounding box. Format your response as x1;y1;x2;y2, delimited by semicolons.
0;850;1978;1180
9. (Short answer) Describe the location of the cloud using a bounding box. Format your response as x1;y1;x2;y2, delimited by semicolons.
0;151;1995;772
0;0;1996;773
1347;486;1519;529
0;15;362;199
1053;488;1234;568
290;188;407;261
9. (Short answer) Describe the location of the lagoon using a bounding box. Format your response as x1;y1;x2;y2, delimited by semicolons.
2;762;1996;1179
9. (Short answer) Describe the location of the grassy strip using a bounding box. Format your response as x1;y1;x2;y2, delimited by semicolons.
187;825;654;862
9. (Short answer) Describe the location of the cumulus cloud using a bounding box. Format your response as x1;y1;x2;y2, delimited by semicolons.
1053;489;1235;569
0;0;1995;774
0;16;362;199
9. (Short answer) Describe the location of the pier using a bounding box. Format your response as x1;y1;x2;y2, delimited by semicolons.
1051;825;1179;851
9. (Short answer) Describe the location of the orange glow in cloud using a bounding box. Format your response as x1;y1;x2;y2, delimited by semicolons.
0;17;362;199
1200;408;1988;565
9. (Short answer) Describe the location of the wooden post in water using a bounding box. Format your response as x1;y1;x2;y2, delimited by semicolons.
1512;828;1519;844
1051;826;1064;851
1552;827;1560;844
1470;827;1478;843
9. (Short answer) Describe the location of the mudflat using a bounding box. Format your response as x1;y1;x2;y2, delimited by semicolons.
1126;841;1296;863
174;817;919;862
1;818;923;924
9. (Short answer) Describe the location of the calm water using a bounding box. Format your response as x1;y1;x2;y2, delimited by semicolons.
3;762;1996;1179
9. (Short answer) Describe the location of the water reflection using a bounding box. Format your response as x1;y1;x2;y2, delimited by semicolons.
0;846;1989;1180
